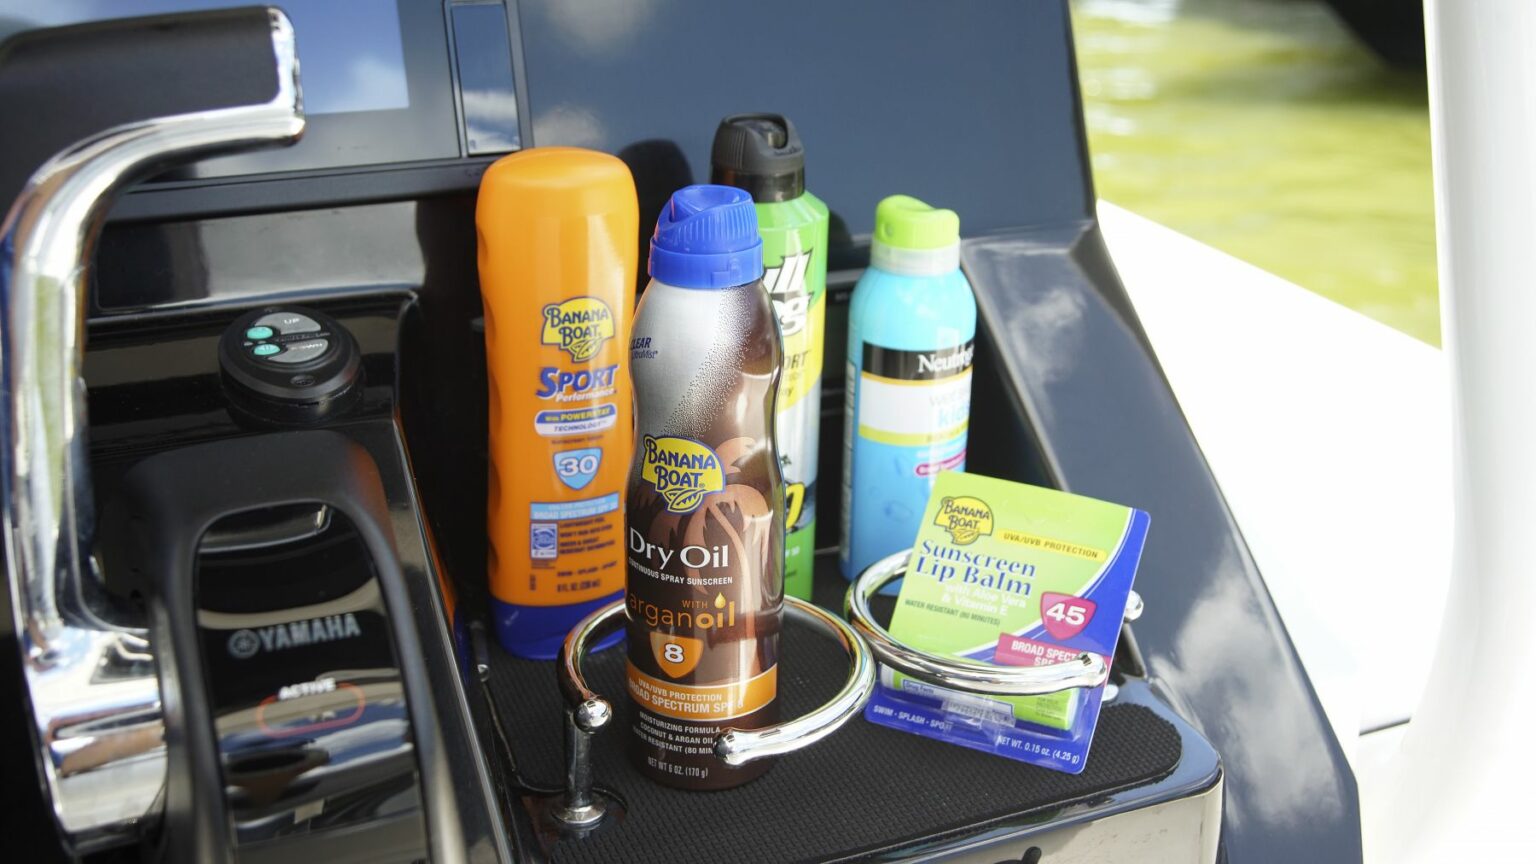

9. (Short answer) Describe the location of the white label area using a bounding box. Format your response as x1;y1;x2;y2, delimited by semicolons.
856;369;972;447
534;403;617;437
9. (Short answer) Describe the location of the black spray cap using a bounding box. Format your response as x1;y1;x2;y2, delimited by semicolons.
710;113;805;203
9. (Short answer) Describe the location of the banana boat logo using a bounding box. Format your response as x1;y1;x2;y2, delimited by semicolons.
934;495;993;545
541;297;614;361
640;435;724;513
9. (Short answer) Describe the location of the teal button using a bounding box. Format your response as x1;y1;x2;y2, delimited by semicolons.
245;326;274;340
252;343;281;357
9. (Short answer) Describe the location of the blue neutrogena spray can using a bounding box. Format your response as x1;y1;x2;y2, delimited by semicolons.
840;195;976;582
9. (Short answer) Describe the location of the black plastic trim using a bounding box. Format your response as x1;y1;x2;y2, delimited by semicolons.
108;158;499;223
114;432;439;862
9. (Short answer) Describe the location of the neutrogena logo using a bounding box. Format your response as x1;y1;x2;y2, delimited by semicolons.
227;613;363;659
917;342;975;376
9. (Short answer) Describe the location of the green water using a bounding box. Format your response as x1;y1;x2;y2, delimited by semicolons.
1072;0;1440;344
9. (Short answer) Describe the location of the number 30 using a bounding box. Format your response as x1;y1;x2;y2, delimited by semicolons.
557;454;599;476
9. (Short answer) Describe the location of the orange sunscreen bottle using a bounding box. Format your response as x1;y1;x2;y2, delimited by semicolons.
477;148;638;659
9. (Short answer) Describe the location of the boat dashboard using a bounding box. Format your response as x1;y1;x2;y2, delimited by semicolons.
0;2;1359;862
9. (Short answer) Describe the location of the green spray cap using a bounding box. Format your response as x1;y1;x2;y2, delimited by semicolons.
871;195;961;274
874;195;960;249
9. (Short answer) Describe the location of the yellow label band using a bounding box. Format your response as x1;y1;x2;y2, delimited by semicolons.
777;290;826;410
997;529;1107;562
627;662;778;722
856;420;969;447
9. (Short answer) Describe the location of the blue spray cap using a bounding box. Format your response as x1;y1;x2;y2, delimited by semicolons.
648;184;764;289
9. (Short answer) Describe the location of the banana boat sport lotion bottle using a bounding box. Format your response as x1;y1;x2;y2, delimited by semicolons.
477;148;638;659
841;195;977;582
626;185;785;789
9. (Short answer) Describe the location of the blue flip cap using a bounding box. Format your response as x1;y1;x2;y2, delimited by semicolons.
648;184;764;289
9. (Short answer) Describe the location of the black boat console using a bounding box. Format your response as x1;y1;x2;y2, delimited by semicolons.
0;2;1361;862
113;432;433;863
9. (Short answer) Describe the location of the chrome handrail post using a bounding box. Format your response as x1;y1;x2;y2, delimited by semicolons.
0;10;303;852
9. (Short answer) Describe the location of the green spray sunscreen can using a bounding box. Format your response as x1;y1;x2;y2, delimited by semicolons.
712;114;829;600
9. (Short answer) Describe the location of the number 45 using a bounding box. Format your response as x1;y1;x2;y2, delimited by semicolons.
1045;601;1086;627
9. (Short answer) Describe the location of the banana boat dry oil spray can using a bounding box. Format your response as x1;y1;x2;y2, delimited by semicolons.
626;185;784;789
477;148;638;659
712;114;829;601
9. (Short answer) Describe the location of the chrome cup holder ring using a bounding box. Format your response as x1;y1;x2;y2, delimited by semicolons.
845;551;1143;696
545;594;876;833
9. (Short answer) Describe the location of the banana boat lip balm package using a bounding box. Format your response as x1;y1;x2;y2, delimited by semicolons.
864;472;1149;774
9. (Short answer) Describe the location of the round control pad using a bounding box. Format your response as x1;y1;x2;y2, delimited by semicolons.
219;306;362;424
239;310;333;364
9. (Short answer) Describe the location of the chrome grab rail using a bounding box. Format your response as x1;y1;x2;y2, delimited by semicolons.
845;551;1143;696
0;10;304;852
555;595;876;829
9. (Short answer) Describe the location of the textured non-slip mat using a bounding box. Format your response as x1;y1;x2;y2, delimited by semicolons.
485;569;1181;864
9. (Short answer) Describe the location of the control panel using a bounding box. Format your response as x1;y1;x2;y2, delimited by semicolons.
240;310;334;364
219;306;362;424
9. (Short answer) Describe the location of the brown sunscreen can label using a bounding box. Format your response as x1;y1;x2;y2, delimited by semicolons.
625;276;783;790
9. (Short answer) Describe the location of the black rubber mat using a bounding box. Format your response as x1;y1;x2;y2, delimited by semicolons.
485;565;1181;863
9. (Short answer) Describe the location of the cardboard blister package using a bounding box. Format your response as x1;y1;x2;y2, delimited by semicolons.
864;472;1150;774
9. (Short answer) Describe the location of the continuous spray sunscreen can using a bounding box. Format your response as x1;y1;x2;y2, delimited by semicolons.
840;195;976;582
711;113;829;601
477;148;638;659
626;185;784;789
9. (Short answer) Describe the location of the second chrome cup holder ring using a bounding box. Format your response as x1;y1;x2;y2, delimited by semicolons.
546;595;876;833
845;551;1143;697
